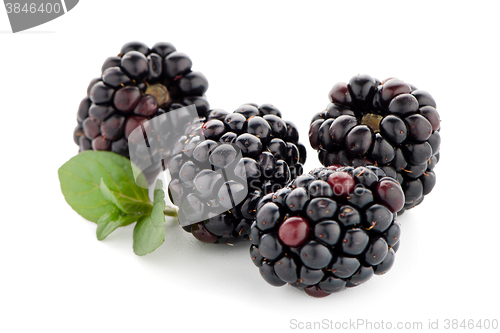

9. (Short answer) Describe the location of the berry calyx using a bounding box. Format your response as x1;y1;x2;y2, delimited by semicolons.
361;113;383;133
145;83;169;106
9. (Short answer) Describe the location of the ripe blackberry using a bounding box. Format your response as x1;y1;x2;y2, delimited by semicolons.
309;75;440;213
168;104;306;244
74;41;210;159
250;165;403;297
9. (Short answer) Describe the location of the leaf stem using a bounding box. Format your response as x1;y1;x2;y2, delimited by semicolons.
163;205;178;217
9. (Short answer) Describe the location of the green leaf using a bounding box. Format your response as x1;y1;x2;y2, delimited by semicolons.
58;151;151;223
133;180;166;256
100;180;127;212
96;208;120;240
96;208;141;241
100;179;151;215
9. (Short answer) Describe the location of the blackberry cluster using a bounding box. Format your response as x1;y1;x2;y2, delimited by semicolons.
168;104;307;244
249;165;404;298
309;75;440;213
73;41;209;158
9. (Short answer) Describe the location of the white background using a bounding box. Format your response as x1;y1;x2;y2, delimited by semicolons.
1;1;500;332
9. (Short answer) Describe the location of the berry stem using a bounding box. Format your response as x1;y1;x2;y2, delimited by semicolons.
163;205;179;217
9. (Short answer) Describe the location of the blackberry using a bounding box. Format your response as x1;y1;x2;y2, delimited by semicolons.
309;75;440;213
74;41;210;160
168;104;306;244
250;165;404;297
